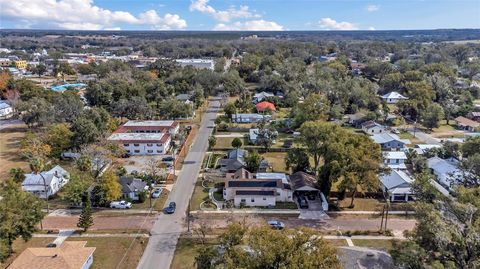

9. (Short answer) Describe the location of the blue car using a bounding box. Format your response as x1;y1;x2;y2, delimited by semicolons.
164;202;176;214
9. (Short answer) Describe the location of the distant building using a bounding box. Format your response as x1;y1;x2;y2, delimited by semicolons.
117;120;179;135
468;111;480;123
252;91;274;103
0;58;12;67
454;116;479;132
14;60;27;70
8;241;95;269
413;144;442;155
0;100;13;118
371;133;410;151
381;91;408;104
231;113;271;123
361;121;386;135
175;59;214;70
22;165;70;199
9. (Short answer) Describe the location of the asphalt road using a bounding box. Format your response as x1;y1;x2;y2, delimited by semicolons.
136;98;220;269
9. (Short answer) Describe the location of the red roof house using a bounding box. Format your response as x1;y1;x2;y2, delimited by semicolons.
255;101;276;113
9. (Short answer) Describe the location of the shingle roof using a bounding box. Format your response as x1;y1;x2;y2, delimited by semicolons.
380;170;413;191
8;241;95;269
290;172;319;191
119;177;147;193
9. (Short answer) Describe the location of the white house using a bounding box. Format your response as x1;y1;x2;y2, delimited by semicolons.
427;156;462;189
0;100;13;118
413;144;442;155
232;113;271;123
108;132;171;155
175;59;214;70
120;120;180;135
381;91;408;104
383;151;407;170
22;165;70;198
361;121;386;135
252;91;274;103
223;172;293;207
380;170;414;202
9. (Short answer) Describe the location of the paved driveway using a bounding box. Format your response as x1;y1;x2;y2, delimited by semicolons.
136;98;220;269
406;127;441;144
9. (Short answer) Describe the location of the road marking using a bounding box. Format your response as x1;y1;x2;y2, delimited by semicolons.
345;238;354;246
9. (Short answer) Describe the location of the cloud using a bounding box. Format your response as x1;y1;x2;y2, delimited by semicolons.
213;20;284;31
366;4;380;12
189;0;260;22
316;18;358;30
368;26;376;30
0;0;187;30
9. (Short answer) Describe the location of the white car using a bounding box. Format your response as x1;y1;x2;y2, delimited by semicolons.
151;188;163;198
109;201;132;209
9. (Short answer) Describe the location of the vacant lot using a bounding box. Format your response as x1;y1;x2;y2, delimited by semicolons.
67;237;148;269
0;121;28;180
263;152;289;173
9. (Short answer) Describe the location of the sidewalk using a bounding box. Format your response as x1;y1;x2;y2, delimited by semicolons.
328;210;415;215
34;233;149;238
191;209;301;214
48;208;158;216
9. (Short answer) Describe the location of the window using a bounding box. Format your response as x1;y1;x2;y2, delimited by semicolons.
396;159;400;163
147;150;153;153
134;150;140;153
134;144;140;147
263;197;266;201
157;150;162;153
123;143;129;146
157;144;162;147
126;150;131;153
241;199;246;203
251;198;255;202
147;143;153;147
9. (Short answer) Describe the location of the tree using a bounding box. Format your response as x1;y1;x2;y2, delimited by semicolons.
208;136;216;150
285;148;310;173
223;102;237;120
20;132;51;160
33;64;47;78
0;179;44;261
196;224;341;269
144;158;165;182
461;136;480;158
421;103;444;130
9;168;25;183
77;195;93;232
99;169;122;202
245;151;262;172
458;154;480;188
391;185;480;269
255;121;277;152
292;93;330;127
17;98;54;128
45;123;74;158
63;172;93;206
76;155;92;172
231;137;243;149
71;117;100;148
195;246;216;269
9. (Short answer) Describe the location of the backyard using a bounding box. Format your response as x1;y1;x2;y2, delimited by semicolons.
0;122;29;180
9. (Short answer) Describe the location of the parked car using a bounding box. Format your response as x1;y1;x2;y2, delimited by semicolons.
267;220;285;230
162;156;175;162
164;201;176;214
46;243;57;248
297;196;309;209
151;188;163;198
110;201;132;209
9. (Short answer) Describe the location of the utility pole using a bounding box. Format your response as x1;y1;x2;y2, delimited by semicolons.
379;205;385;232
384;201;390;232
413;121;417;138
40;173;49;214
187;198;191;232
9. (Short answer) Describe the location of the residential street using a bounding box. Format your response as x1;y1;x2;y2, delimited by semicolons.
136;98;220;269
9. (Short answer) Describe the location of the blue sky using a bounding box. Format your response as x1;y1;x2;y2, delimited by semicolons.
1;0;479;31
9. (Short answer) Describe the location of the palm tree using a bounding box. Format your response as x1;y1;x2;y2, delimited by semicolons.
29;157;49;213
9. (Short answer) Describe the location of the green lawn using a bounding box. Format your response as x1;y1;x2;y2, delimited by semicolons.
131;188;170;211
398;131;422;145
171;237;218;269
214;137;238;149
263;152;289;173
351;239;394;251
0;123;29;181
67;237;148;269
190;180;210;210
336;198;413;212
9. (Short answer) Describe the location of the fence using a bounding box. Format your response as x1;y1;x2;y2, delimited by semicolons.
166;125;197;183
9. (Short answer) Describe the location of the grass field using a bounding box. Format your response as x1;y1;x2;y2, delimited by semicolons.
131;188;170;211
398;131;422;145
336;198;413;212
262;152;289;173
0;123;29;180
67;237;148;269
190;179;210;210
351;239;394;251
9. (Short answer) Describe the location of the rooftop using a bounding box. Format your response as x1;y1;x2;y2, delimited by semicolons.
124;120;176;127
381;91;408;99
380;170;413;191
108;132;169;142
383;151;407;160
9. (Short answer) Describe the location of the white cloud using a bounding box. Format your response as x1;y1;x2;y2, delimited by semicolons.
368;26;376;30
0;0;187;30
189;0;260;22
317;18;358;30
366;4;380;12
213;20;284;31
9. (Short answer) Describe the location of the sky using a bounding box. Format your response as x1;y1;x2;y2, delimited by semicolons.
0;0;479;31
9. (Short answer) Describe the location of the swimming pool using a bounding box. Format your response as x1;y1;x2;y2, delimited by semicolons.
51;83;86;92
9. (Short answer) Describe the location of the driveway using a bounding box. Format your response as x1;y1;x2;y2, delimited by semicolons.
136;98;220;269
406;127;441;144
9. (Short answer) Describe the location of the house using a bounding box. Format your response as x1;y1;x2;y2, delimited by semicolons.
0;100;13;118
344;112;367;127
120;177;148;201
383;151;407;170
14;60;27;70
255;101;276;113
231;113;271;123
22;165;69;198
381;91;408;104
223;172;293;207
289;172;319;196
176;93;193;104
117;120;180;135
454;116;479;132
427;156;462;189
468;111;480;122
349;62;367;75
252;91;274;103
361;121;386;135
248;128;277;144
8;241;95;269
175;59;214;70
413;144;442;155
371;133;410;151
219;149;247;173
380;170;414;202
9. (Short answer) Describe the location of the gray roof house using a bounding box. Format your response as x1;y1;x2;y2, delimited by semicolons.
380;170;414;202
119;177;148;201
427;157;462;190
22;165;70;199
219;149;247;173
361;121;386;135
371;133;410;151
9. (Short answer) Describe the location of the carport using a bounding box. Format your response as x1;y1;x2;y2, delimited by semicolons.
290;171;320;198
